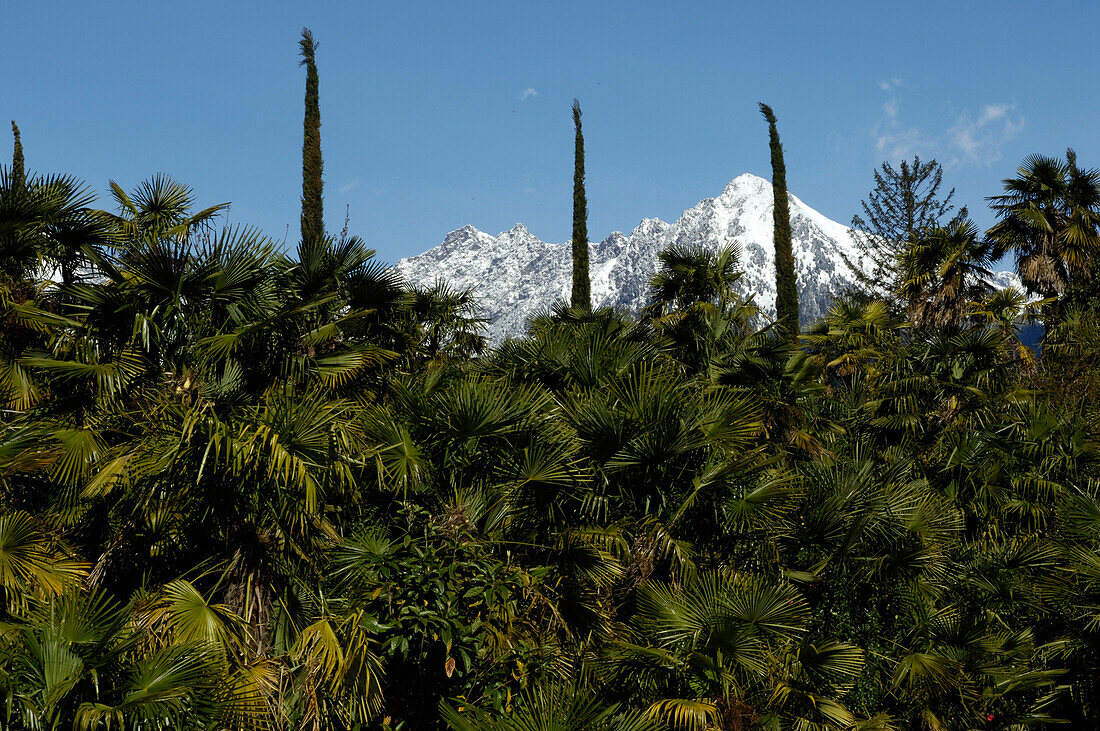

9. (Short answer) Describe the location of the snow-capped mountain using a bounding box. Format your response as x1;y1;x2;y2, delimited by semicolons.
396;174;1017;343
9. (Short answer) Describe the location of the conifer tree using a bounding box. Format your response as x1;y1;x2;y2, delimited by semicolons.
842;157;960;303
299;28;324;245
571;99;591;310
11;121;25;188
760;103;798;336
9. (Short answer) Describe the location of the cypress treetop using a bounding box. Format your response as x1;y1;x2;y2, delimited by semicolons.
571;98;591;311
299;28;324;246
759;102;799;338
11;121;25;189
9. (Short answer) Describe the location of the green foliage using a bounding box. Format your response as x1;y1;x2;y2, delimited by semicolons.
1;583;272;730
442;682;665;731
331;516;551;723
900;219;995;328
645;244;746;317
643;244;755;373
10;122;24;189
604;570;864;729
844;157;962;305
571;99;591;311
299;27;324;247
4;70;1100;731
988;150;1100;311
760;103;799;339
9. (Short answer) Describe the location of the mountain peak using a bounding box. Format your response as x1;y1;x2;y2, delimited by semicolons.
722;173;772;196
395;176;1020;343
442;224;484;245
498;223;543;247
630;217;669;238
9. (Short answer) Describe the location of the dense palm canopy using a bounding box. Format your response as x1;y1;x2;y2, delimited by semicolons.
987;151;1100;304
900;219;995;329
4;112;1100;731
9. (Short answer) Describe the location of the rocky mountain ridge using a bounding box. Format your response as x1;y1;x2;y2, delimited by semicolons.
396;174;1019;342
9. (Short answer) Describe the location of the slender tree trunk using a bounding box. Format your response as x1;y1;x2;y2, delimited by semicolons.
571;99;591;310
760;103;799;338
299;29;324;246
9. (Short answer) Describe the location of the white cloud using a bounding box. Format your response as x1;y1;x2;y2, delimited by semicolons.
873;95;921;159
873;80;911;156
869;89;1024;167
948;104;1024;166
338;178;360;195
519;87;538;101
874;123;922;160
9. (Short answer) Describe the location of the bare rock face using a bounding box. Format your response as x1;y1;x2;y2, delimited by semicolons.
396;174;1020;343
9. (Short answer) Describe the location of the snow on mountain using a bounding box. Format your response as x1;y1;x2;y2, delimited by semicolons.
395;173;1020;343
988;270;1024;291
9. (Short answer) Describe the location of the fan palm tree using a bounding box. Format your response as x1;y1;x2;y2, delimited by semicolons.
0;278;77;411
404;280;488;363
1;163;112;289
0;581;273;731
900;219;995;329
0;511;88;614
644;244;745;319
803;298;897;381
441;681;664;731
866;324;1010;441
987;151;1100;304
601;570;864;730
99;174;228;246
969;286;1050;365
712;329;836;454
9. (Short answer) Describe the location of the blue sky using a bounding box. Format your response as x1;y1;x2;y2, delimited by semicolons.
3;1;1097;265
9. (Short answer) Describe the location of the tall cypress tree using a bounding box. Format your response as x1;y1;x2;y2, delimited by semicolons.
11;121;25;188
571;99;591;310
759;103;799;337
299;28;324;245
